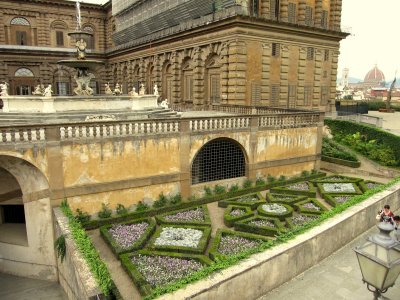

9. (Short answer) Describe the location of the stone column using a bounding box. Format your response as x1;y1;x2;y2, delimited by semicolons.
313;49;323;108
227;39;247;104
280;45;289;106
315;0;323;28
280;0;289;22
171;51;181;103
261;43;271;104
297;47;307;105
220;42;229;104
192;47;204;106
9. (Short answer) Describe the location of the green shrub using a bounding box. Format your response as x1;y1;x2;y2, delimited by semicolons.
116;204;128;216
242;179;252;189
170;193;182;205
98;203;112;219
301;170;310;177
278;175;286;182
136;201;149;212
204;186;213;197
267;174;276;183
321;137;359;162
153;193;168;208
229;184;239;193
256;177;266;186
187;195;197;202
75;208;90;223
214;185;226;194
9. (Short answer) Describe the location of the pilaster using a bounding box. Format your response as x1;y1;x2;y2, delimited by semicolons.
192;47;204;106
220;42;229;104
171;51;180;103
315;0;323;28
313;49;323;107
280;45;289;106
297;47;307;105
261;43;271;104
227;40;247;104
280;0;289;22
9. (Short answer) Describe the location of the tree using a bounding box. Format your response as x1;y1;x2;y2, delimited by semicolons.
386;73;397;111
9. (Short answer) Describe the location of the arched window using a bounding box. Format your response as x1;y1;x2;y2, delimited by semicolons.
11;17;30;26
132;66;140;92
82;25;94;49
191;138;246;184
205;55;221;105
15;68;34;77
51;21;68;47
10;17;32;45
147;64;154;94
181;59;193;102
53;69;71;95
162;62;172;101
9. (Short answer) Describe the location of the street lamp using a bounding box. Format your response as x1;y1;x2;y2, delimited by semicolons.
354;222;400;299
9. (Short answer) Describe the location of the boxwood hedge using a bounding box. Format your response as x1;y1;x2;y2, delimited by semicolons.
223;205;254;227
155;205;211;226
234;216;285;236
294;198;328;215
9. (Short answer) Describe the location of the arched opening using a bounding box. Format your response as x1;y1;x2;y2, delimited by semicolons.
147;64;154;94
162;62;173;101
50;20;68;47
14;67;35;95
122;66;128;94
181;58;193;103
53;68;72;95
191;138;246;184
132;66;140;92
10;17;32;46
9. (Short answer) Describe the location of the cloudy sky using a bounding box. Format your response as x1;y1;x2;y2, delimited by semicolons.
74;0;399;81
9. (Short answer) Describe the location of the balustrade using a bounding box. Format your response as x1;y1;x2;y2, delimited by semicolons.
0;127;45;143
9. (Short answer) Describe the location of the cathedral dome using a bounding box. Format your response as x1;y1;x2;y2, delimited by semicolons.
364;65;385;83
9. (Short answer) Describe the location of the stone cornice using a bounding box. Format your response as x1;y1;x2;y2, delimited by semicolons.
4;0;106;11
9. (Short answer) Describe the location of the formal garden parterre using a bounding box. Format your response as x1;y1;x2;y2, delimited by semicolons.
59;171;399;299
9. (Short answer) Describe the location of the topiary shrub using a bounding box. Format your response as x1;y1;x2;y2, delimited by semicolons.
136;201;149;212
153;193;168;208
242;179;252;189
116;203;128;216
75;208;90;223
213;185;226;194
98;203;112;219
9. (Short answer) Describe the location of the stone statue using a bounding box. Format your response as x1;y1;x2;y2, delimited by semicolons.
0;82;9;97
139;83;145;95
76;38;87;60
160;98;169;109
73;73;94;96
43;84;53;97
114;83;122;95
105;83;113;95
128;86;138;96
32;84;44;95
153;84;159;96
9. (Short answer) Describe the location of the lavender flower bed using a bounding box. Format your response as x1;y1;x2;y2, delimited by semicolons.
366;182;381;189
154;227;203;248
333;195;353;204
230;208;246;217
248;219;276;228
131;254;202;287
287;182;310;191
261;204;287;214
108;222;149;249
302;202;321;211
218;235;262;255
273;195;295;200
322;183;355;193
291;214;318;226
236;195;259;203
164;208;204;222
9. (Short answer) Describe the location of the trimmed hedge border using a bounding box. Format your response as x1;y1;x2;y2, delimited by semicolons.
316;182;363;195
266;193;307;205
208;229;272;261
310;175;363;185
321;155;361;168
147;224;211;254
99;218;156;257
80;172;327;230
155;205;211;226
294;198;328;215
257;203;294;220
359;180;384;193
218;192;266;210
234;216;284;236
223;205;254;227
322;193;356;207
285;213;321;229
120;250;213;296
270;181;317;197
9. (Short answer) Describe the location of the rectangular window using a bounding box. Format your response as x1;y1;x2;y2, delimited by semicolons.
324;49;329;61
56;82;70;95
288;84;297;108
304;85;312;105
210;74;221;104
251;82;261;105
270;0;280;20
16;31;27;45
89;81;99;95
184;74;193;101
321;10;328;28
307;47;314;61
288;3;297;23
270;84;280;106
321;85;329;105
250;0;259;17
272;43;280;57
305;6;313;26
18;85;31;95
56;31;64;46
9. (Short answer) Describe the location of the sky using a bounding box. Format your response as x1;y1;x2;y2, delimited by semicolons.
73;0;399;82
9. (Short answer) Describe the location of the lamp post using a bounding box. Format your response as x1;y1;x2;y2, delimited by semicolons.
354;222;400;299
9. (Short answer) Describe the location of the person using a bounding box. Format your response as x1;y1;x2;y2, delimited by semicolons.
376;204;394;224
393;216;400;241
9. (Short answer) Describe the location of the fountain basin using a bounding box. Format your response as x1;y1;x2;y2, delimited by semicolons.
57;59;104;72
0;95;158;113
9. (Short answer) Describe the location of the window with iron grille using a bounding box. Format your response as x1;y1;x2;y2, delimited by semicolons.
304;85;312;105
324;49;329;61
288;2;297;23
270;84;280;106
251;82;261;105
321;85;329;105
307;47;314;61
321;10;328;28
56;31;64;46
272;43;280;57
270;0;280;20
305;6;313;26
191;138;246;184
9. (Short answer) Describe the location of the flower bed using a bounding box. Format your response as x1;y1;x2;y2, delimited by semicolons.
218;193;265;210
317;182;363;195
359;180;384;193
322;193;355;207
147;225;211;254
294;198;328;215
223;205;254;227
234;215;285;236
257;203;293;220
120;250;212;296
208;229;272;260
286;213;320;228
310;175;363;184
266;193;307;205
270;181;317;197
100;218;156;255
155;206;211;226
